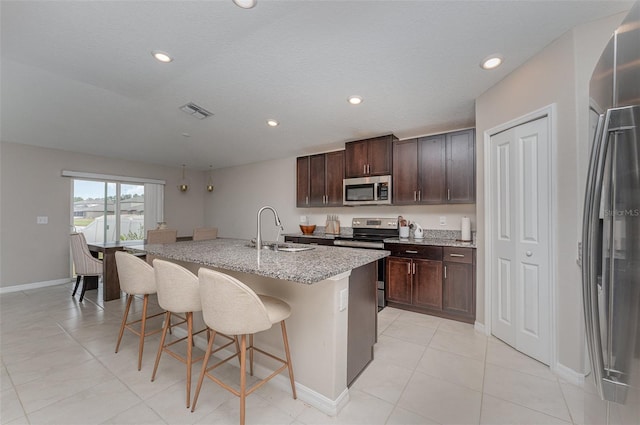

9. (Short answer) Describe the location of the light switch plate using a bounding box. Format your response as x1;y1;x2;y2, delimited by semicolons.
37;216;48;224
439;216;446;226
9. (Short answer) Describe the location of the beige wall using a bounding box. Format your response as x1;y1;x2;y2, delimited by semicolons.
0;142;206;287
475;12;625;373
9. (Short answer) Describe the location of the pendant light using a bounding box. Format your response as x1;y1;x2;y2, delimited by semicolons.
206;165;215;192
178;164;189;192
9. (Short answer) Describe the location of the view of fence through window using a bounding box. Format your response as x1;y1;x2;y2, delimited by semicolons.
73;179;145;243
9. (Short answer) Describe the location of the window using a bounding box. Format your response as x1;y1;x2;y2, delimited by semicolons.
64;171;165;244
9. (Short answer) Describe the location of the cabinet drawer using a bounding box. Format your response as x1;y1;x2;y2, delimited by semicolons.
443;247;474;264
386;244;442;261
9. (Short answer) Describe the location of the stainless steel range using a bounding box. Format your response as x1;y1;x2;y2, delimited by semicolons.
334;218;398;308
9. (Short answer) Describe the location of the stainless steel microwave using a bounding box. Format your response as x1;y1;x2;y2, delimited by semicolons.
343;175;392;206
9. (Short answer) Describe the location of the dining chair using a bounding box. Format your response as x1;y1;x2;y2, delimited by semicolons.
114;251;165;370
192;227;218;241
69;232;103;302
191;268;296;424
147;228;177;244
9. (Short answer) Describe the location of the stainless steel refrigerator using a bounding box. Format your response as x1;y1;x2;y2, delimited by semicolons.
582;1;639;424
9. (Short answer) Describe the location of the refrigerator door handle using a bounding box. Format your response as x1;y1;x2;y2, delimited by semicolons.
582;111;609;401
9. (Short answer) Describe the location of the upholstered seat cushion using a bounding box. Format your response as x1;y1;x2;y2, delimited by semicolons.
258;295;291;324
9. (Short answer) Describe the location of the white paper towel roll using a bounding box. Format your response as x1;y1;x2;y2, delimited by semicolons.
461;217;471;241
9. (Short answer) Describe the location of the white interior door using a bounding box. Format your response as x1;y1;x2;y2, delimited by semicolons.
490;116;551;365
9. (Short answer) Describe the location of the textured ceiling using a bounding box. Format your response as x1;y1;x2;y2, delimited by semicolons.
0;0;633;170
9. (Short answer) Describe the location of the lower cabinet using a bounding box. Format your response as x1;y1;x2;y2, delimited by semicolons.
385;244;475;323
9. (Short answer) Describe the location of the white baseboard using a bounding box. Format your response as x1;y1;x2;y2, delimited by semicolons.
171;327;349;416
0;278;73;294
552;362;585;387
474;321;487;335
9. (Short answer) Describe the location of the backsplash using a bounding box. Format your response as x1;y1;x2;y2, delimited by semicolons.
313;226;476;242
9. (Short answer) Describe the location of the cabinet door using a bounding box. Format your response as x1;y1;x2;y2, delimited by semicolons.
446;129;475;203
386;257;412;304
413;259;443;309
367;136;393;176
442;262;475;317
418;135;446;203
324;151;344;206
345;140;368;178
309;154;326;206
392;139;419;204
296;156;310;207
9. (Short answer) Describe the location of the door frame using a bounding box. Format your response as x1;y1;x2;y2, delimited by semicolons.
483;104;558;370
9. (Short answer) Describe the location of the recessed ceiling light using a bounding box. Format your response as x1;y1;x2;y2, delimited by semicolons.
348;95;363;105
266;119;279;127
481;54;503;70
152;50;173;63
233;0;257;9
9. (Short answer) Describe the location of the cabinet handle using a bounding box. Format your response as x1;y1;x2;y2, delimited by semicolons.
418;190;421;201
306;196;309;205
414;191;417;201
447;189;451;200
444;265;447;279
364;164;367;175
405;250;418;254
449;253;465;257
412;263;416;274
407;263;411;275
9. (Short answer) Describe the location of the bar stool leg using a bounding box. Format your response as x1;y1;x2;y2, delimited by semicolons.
249;334;254;376
239;334;247;425
191;330;216;412
115;294;133;353
281;321;297;399
138;294;149;371
72;275;81;296
151;311;172;382
186;312;193;408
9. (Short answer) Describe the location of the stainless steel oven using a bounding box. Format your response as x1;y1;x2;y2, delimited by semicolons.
334;217;398;308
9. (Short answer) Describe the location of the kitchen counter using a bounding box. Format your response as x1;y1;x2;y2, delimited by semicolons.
144;238;387;284
384;237;476;248
141;237;384;415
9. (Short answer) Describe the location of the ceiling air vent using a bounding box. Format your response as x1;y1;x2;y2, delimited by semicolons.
179;102;213;119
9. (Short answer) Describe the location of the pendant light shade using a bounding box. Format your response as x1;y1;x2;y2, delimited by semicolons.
206;165;215;192
178;164;189;192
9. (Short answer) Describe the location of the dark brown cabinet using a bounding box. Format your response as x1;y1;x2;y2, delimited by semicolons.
385;243;475;323
345;134;396;178
392;129;474;205
297;151;344;207
446;130;475;203
442;247;475;318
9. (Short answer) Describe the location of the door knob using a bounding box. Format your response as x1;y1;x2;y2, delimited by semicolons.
526;251;533;257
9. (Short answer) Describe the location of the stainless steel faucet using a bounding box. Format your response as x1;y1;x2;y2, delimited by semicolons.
256;206;283;250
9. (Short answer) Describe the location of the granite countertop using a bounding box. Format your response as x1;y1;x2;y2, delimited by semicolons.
384;237;476;248
143;238;388;284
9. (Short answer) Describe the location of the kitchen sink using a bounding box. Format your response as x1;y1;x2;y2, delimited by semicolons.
247;241;315;252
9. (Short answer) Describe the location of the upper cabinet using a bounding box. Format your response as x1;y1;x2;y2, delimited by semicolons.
345;134;397;178
297;150;345;208
392;129;475;205
445;129;475;203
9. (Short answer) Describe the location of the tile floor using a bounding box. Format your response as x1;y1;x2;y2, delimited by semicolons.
0;283;590;424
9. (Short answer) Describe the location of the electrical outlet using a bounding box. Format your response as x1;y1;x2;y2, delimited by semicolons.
339;288;348;311
439;216;446;226
36;216;48;224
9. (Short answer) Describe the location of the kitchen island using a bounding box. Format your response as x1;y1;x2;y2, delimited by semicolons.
143;238;388;415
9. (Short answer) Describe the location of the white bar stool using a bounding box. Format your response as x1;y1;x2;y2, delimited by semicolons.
150;259;235;408
191;268;296;425
114;251;164;370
